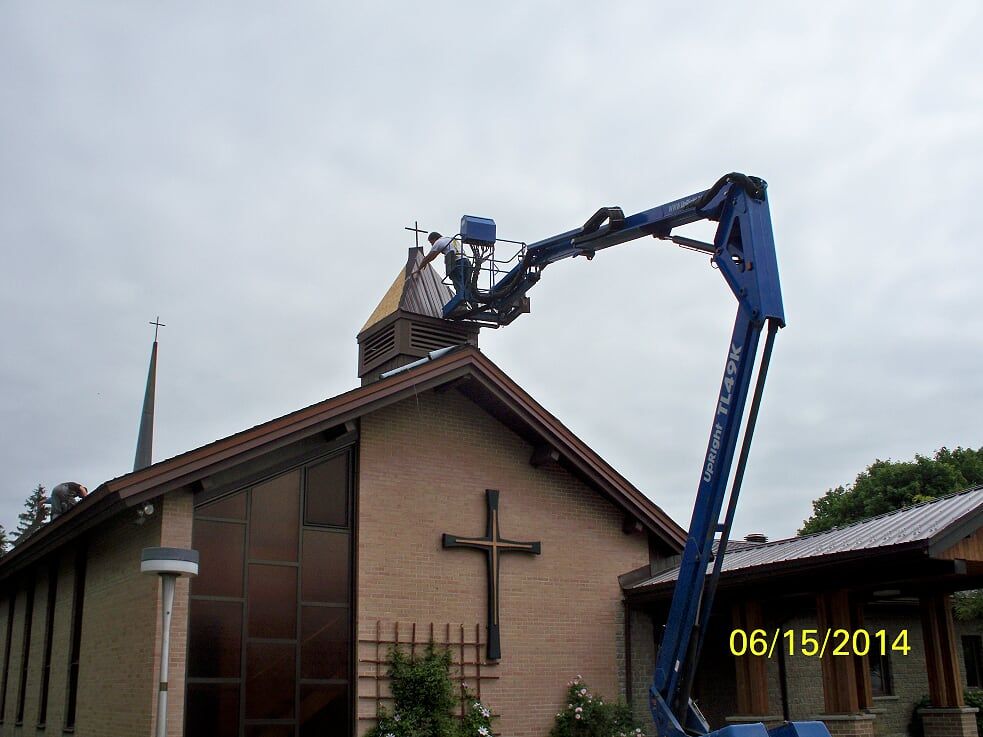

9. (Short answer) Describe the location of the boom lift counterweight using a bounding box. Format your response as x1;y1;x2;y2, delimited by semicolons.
433;174;830;737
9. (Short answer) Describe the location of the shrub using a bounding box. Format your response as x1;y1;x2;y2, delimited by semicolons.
908;692;983;737
365;642;494;737
549;675;642;737
965;690;983;736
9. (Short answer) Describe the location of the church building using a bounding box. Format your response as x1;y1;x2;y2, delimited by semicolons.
0;248;685;737
4;247;983;737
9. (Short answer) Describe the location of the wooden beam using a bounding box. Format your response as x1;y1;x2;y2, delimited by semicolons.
731;600;769;715
817;590;860;714
622;513;643;535
530;444;560;468
852;601;873;711
921;594;964;707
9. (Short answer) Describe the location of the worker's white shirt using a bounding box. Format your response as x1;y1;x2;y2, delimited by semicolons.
427;236;460;258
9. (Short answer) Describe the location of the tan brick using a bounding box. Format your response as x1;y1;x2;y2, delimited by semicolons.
357;389;652;737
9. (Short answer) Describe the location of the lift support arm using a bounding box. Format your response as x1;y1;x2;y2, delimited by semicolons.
444;174;829;737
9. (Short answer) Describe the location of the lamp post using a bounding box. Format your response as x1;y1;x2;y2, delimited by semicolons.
141;547;199;737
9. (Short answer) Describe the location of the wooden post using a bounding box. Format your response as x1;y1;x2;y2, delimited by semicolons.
852;601;873;711
921;594;964;708
816;590;859;714
731;601;770;715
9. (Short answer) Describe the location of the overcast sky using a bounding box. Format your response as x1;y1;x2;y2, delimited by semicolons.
1;2;980;542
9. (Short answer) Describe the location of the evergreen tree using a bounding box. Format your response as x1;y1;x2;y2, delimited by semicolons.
15;484;49;542
0;524;8;556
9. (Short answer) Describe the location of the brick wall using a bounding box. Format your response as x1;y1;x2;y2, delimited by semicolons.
357;389;653;737
73;504;162;737
152;491;194;737
628;605;656;733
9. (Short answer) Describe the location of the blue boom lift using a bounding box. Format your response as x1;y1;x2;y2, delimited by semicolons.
432;173;830;737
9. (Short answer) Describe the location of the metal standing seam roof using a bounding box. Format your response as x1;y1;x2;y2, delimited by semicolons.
360;247;452;332
628;485;983;589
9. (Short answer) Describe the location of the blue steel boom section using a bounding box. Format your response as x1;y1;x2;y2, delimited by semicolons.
437;174;829;737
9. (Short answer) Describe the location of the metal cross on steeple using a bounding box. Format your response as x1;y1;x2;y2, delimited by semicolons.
404;221;428;248
442;489;541;660
150;316;166;342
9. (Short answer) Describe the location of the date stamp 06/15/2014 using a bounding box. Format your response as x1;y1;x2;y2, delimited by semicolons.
729;628;911;659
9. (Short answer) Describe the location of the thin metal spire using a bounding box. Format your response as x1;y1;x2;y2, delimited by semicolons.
134;317;164;471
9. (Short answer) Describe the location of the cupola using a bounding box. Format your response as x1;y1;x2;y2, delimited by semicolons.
356;247;479;385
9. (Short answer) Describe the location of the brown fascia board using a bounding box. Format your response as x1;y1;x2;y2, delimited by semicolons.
461;352;686;549
0;350;475;578
0;345;684;576
927;503;983;558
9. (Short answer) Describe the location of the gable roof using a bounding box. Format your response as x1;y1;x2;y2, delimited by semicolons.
1;345;686;580
626;485;983;597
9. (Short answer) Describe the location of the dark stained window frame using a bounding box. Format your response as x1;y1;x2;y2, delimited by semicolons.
37;557;59;727
0;591;15;724
869;649;893;697
303;450;353;529
63;544;87;732
963;634;983;689
14;570;36;725
186;436;357;737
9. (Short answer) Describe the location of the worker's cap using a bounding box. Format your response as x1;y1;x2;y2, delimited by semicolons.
428;231;441;245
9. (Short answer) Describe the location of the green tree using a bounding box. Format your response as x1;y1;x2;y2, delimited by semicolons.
799;446;983;535
0;524;9;556
15;483;49;542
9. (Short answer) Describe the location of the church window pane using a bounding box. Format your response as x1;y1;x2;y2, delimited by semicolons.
247;565;297;640
192;520;245;598
300;684;349;736
37;560;58;726
306;453;349;527
189;448;354;735
301;529;349;604
249;471;300;562
869;652;893;696
186;683;239;737
187;600;242;679
0;593;14;723
964;635;983;688
15;575;35;724
245;726;294;737
245;642;296;719
64;547;86;730
198;492;246;520
300;605;349;680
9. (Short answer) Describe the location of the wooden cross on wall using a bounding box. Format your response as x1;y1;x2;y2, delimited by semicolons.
442;489;541;660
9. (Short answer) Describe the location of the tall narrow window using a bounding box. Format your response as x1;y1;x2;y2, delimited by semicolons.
963;635;983;689
15;574;35;724
0;593;14;723
37;559;58;726
64;547;87;730
869;652;893;696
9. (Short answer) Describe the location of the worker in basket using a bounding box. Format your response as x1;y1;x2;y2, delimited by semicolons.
416;231;474;299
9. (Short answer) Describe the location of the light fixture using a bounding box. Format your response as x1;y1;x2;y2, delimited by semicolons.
141;547;199;737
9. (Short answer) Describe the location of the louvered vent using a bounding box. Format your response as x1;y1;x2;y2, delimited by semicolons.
362;324;396;365
410;323;469;353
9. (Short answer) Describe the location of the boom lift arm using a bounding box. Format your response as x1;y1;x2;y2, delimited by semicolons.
438;174;829;737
